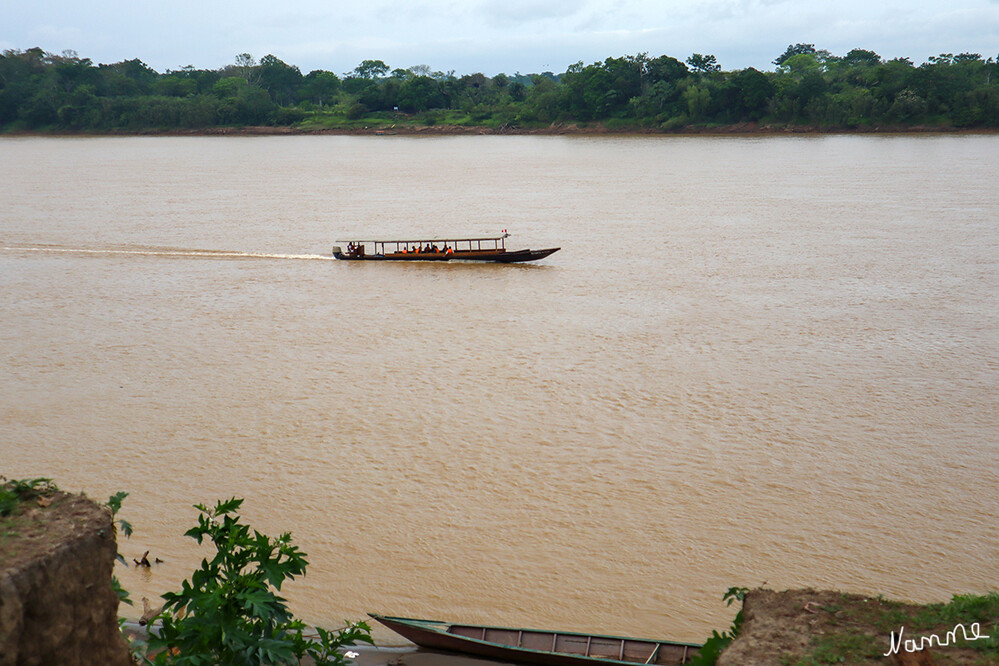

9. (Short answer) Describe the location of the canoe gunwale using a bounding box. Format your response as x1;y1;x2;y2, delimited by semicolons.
368;614;700;666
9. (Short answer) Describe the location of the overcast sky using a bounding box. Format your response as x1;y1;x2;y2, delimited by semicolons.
3;0;998;76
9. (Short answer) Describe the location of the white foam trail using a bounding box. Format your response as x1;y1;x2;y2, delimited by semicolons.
1;245;335;261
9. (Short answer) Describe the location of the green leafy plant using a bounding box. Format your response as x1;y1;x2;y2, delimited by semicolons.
0;477;58;516
104;490;152;663
107;491;133;538
690;586;750;666
148;497;372;665
105;490;133;607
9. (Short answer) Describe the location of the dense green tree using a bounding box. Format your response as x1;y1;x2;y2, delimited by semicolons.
457;72;492;107
97;59;157;96
213;76;249;98
686;54;720;74
522;74;563;123
886;89;928;122
508;80;527;102
561;62;608;118
51;53;101;93
729;68;775;119
152;75;198;97
826;86;878;127
22;88;61;126
683;83;710;118
225;86;275;124
339;76;372;96
56;84;101;128
223;53;260;86
351;59;389;79
626;79;680;119
300;70;340;107
795;71;828;104
397;75;444;112
870;57;916;106
602;55;644;109
559;56;646;119
777;52;826;77
167;65;222;94
646;56;688;85
910;55;990;117
843;49;882;67
774;43;817;66
379;77;403;109
258;54;303;105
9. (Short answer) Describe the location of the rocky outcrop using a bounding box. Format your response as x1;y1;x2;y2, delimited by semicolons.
0;491;132;666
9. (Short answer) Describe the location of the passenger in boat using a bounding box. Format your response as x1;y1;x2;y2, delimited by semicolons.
431;244;439;253
445;246;453;254
424;243;433;253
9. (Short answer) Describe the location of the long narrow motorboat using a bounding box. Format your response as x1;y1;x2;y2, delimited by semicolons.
369;614;701;665
333;233;559;263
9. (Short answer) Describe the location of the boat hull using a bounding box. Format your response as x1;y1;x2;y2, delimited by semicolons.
333;247;560;263
369;614;699;666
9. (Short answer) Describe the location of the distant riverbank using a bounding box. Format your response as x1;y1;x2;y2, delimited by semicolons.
6;122;999;138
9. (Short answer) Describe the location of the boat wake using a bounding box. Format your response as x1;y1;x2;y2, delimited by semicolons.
1;243;335;262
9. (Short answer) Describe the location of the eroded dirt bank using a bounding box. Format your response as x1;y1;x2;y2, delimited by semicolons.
718;588;996;665
0;489;131;666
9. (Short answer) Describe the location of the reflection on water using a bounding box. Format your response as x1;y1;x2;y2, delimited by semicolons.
1;135;997;644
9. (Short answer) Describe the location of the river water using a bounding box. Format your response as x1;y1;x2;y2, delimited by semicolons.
1;134;997;644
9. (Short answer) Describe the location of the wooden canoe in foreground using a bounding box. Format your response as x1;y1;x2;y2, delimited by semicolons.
368;614;701;665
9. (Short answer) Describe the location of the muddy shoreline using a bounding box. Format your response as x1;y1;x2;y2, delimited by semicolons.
6;122;999;138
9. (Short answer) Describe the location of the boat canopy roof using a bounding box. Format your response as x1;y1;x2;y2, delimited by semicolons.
337;233;510;244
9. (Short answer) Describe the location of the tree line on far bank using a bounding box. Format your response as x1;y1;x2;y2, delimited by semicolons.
1;44;998;132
